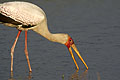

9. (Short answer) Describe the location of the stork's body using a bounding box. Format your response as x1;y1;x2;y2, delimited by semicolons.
0;1;88;72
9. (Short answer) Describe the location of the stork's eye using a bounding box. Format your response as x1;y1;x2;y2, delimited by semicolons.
69;39;73;43
69;39;73;42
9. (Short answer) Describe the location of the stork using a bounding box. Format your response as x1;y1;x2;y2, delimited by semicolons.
0;1;88;72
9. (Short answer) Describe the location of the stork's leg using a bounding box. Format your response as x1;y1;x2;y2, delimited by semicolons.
11;30;22;72
24;31;32;72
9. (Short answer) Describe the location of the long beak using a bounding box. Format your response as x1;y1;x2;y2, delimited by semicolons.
68;44;88;70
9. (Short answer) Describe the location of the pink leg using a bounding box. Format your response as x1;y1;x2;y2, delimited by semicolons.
11;30;22;72
24;31;32;72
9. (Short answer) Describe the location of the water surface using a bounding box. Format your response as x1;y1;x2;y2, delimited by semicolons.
0;0;120;80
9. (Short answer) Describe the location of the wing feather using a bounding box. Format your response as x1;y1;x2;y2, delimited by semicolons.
0;1;45;25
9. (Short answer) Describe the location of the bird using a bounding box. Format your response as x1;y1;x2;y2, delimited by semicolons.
0;1;88;72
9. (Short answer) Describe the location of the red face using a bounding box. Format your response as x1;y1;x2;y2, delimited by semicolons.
65;36;74;48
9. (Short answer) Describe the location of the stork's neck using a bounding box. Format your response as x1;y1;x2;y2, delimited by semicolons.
32;20;68;44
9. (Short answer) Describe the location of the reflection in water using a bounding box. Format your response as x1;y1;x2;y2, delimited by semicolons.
97;72;101;80
9;72;14;80
69;70;88;80
27;72;32;80
68;70;101;80
8;72;32;80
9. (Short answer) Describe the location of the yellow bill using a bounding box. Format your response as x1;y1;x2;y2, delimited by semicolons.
65;36;88;70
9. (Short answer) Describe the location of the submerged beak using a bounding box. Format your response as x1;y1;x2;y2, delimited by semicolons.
68;44;88;70
65;36;88;70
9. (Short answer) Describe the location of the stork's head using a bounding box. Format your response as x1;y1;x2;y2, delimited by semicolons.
65;36;74;48
64;35;88;70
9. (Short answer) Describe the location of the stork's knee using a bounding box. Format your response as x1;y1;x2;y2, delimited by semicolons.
24;49;29;56
11;48;14;56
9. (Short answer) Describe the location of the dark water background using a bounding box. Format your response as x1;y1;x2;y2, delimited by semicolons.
0;0;120;80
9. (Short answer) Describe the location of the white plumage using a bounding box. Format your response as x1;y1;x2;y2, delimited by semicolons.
0;1;45;25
